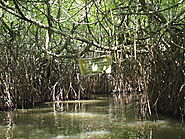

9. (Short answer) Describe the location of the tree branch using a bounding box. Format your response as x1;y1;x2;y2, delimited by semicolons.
0;1;113;53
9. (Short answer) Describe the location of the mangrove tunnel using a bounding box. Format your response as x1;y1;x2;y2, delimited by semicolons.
0;0;184;123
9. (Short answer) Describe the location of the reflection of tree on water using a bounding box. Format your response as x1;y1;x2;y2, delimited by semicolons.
53;101;86;112
5;112;14;139
112;93;150;121
52;94;151;121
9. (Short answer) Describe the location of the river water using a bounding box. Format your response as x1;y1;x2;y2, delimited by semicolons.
0;95;184;139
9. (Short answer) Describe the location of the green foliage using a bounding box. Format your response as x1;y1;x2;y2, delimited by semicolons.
0;0;184;119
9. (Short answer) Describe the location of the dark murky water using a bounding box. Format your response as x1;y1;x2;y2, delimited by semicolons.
0;95;184;139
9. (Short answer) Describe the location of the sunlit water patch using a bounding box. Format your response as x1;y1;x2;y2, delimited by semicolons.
125;120;170;128
53;130;111;139
80;130;111;138
62;112;110;118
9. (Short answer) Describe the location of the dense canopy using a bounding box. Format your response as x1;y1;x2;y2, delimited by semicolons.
0;0;184;119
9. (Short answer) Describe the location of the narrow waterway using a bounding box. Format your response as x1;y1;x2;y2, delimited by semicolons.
0;95;184;139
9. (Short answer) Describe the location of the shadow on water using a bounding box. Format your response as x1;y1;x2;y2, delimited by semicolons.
0;94;185;139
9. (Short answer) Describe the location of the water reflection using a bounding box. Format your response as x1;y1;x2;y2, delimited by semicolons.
111;93;150;121
6;112;14;139
0;112;15;139
0;95;185;139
